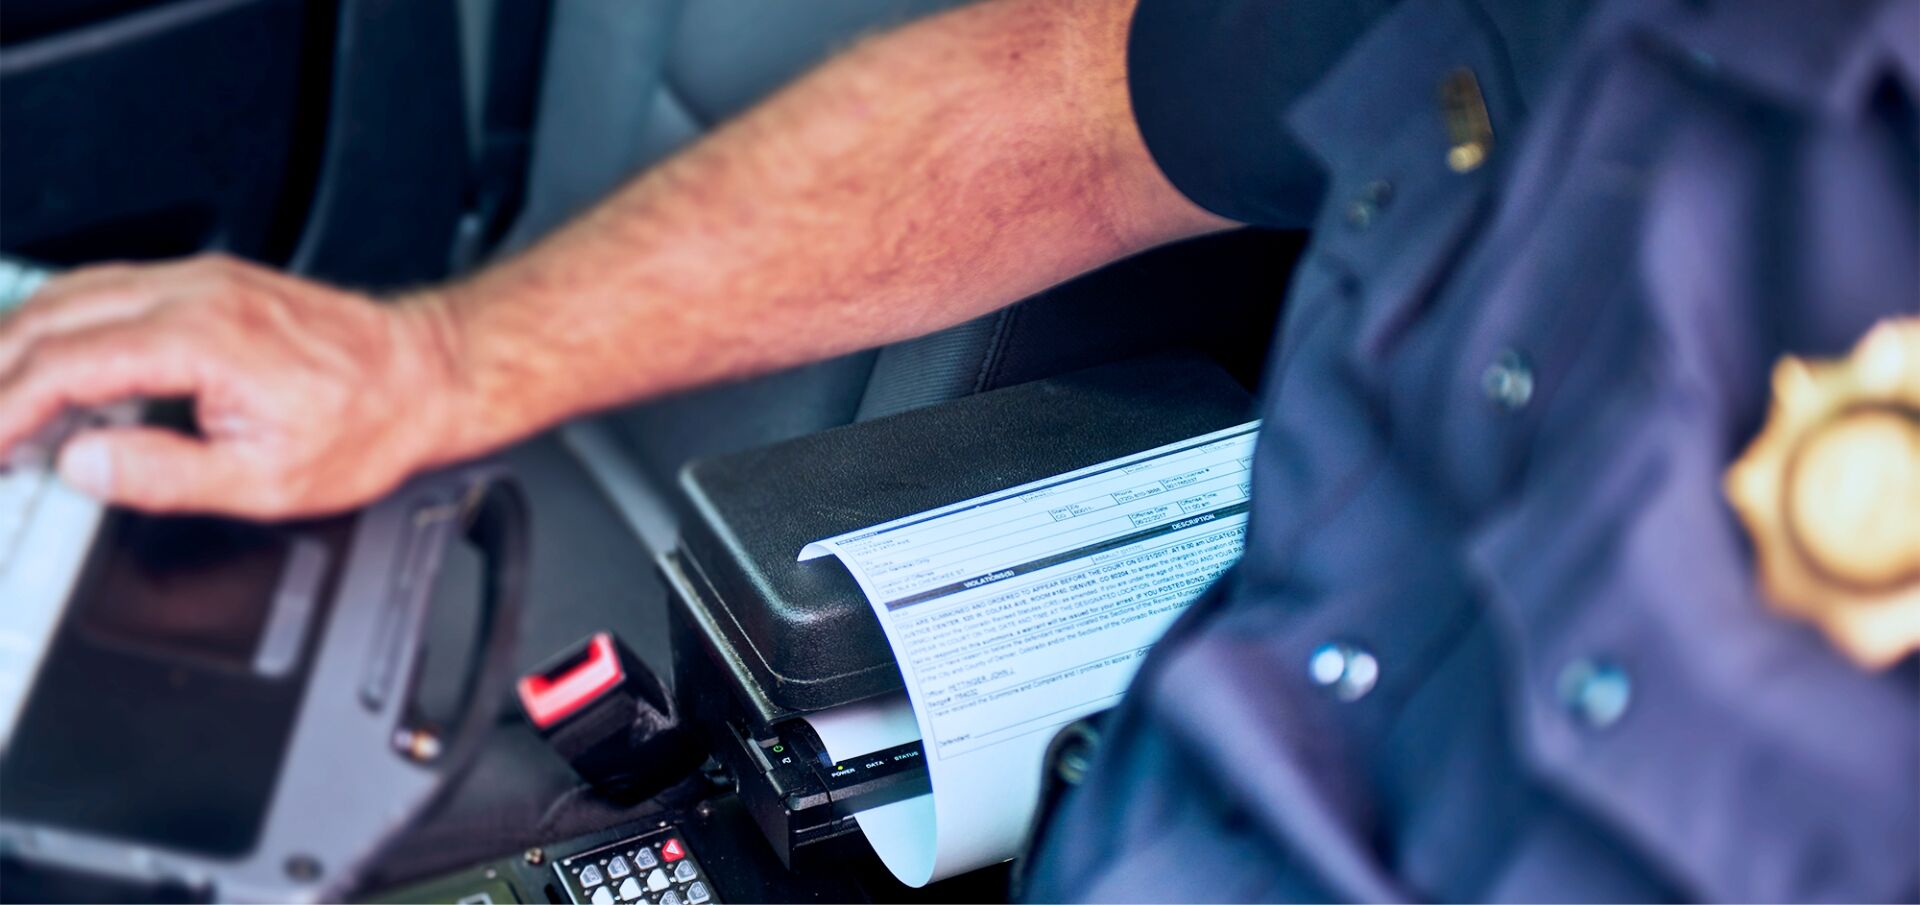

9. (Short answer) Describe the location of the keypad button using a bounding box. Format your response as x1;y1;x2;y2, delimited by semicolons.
687;881;712;904
632;847;659;870
672;861;697;883
608;855;631;879
590;886;614;905
617;877;643;901
647;868;671;892
659;892;683;905
661;839;686;863
579;864;605;888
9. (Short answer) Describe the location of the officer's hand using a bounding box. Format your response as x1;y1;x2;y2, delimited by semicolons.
0;254;464;519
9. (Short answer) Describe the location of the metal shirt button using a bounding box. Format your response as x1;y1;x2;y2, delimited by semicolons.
1558;658;1632;729
1344;180;1394;230
1309;641;1380;702
1050;720;1103;785
1481;348;1535;411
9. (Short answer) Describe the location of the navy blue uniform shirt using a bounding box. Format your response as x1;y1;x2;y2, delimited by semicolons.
1024;0;1920;900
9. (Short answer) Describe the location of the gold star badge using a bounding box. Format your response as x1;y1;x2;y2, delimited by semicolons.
1725;319;1920;669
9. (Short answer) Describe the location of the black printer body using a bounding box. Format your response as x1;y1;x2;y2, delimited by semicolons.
663;357;1254;870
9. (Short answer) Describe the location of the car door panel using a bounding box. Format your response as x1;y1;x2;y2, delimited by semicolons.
0;0;472;288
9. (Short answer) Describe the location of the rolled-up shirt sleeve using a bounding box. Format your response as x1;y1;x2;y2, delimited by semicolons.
1127;0;1393;228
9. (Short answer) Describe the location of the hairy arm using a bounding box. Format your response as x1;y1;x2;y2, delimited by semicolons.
426;0;1224;454
0;0;1228;516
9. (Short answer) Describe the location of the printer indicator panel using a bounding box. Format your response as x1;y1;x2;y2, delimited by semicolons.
816;738;925;792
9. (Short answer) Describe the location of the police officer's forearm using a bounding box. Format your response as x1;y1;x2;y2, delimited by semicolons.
0;0;1225;518
412;0;1230;461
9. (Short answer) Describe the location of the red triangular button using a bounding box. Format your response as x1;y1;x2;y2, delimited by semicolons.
661;838;685;862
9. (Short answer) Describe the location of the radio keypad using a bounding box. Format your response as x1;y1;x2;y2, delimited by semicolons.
557;831;713;905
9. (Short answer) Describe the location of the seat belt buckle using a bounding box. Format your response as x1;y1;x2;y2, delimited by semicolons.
517;632;701;796
518;633;632;731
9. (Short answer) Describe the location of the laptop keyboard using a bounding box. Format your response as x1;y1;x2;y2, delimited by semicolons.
0;256;52;572
0;407;134;753
0;465;52;581
0;404;139;572
0;259;132;751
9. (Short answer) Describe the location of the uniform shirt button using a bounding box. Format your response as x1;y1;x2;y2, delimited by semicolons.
1558;658;1632;729
1049;721;1102;786
1309;641;1380;702
1481;347;1535;411
1344;180;1394;230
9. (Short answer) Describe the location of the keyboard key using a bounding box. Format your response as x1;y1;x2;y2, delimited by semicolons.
646;868;670;893
686;881;712;904
658;892;682;905
672;862;696;883
618;877;642;901
0;469;46;570
632;847;658;870
608;855;631;879
578;864;604;888
590;886;614;905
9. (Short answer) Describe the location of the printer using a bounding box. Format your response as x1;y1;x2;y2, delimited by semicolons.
661;356;1253;871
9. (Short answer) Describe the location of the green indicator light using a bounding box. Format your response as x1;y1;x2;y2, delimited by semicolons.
771;745;784;753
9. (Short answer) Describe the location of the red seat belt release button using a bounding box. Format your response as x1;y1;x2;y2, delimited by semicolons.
517;632;625;729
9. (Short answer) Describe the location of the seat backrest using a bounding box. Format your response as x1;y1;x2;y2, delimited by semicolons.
504;0;964;252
